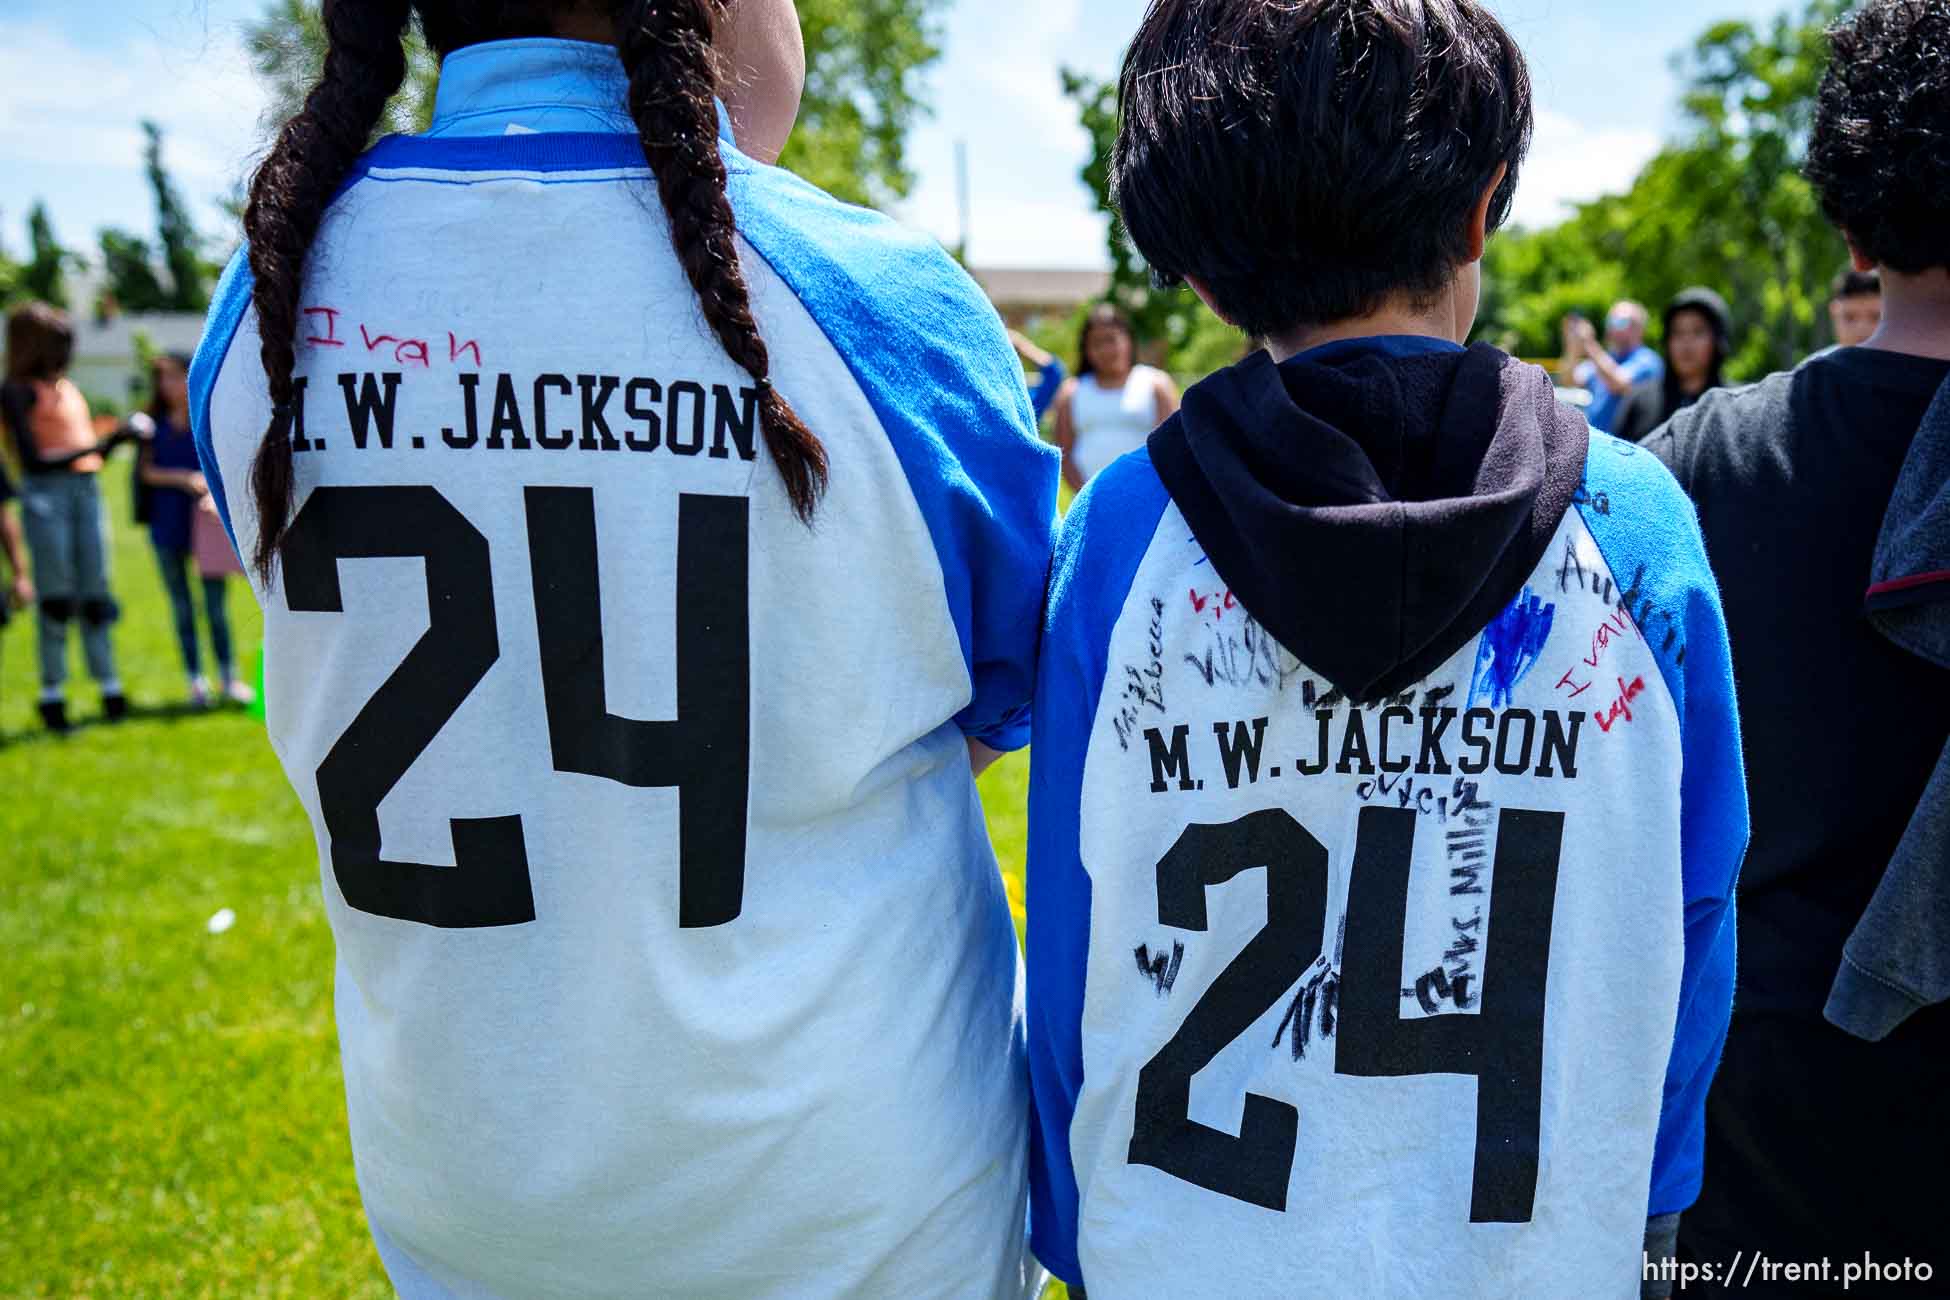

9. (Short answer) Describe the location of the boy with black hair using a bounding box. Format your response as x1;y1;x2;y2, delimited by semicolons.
1025;1;1746;1295
1645;1;1950;1290
1829;267;1884;350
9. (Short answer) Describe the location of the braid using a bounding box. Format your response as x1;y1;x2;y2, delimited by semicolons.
614;0;828;522
243;0;413;582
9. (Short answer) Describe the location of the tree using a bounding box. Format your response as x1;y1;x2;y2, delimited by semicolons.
0;218;22;309
780;0;943;206
1060;68;1241;381
1480;0;1851;377
98;229;171;314
244;0;440;139
22;203;75;309
241;0;944;209
145;122;212;311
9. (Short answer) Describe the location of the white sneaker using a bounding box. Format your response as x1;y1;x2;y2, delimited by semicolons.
223;678;256;708
189;677;211;709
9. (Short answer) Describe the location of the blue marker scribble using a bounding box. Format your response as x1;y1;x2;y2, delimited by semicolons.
1469;587;1555;707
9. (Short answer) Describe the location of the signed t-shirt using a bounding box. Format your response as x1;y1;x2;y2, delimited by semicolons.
1027;343;1745;1297
191;36;1054;1300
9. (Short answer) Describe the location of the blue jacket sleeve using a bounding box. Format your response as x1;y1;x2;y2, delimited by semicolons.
1576;434;1747;1218
724;150;1059;751
1029;359;1067;422
1026;451;1171;1285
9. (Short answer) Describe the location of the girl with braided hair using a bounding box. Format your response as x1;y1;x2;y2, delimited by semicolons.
188;2;1056;1294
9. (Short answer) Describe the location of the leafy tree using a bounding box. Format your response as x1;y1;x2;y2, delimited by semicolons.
22;203;75;309
242;0;943;208
778;0;943;206
97;229;171;314
0;218;23;309
1481;0;1851;377
145;122;212;311
245;0;440;138
1059;68;1241;381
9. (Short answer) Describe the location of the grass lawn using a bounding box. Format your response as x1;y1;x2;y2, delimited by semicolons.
0;469;1049;1296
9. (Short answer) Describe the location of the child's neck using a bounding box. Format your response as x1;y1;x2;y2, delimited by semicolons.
1266;300;1466;364
1865;267;1950;362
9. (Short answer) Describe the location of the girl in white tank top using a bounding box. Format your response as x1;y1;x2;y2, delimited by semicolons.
1056;305;1180;489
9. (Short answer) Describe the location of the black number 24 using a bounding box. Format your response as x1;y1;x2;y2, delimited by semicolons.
1128;805;1564;1223
279;484;750;930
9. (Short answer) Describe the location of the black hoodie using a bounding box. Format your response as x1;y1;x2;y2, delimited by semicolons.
1147;339;1590;704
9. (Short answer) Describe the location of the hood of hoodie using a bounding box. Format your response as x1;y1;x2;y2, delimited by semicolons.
1147;340;1590;704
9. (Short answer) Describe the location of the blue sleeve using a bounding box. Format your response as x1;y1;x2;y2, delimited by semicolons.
188;246;255;558
725;151;1059;752
1575;433;1747;1218
1630;348;1667;388
1026;450;1172;1285
1029;359;1067;422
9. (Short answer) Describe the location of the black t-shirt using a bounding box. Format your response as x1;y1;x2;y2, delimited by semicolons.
1645;346;1950;1014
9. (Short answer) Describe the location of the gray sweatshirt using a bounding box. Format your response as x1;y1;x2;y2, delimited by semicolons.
1826;371;1950;1040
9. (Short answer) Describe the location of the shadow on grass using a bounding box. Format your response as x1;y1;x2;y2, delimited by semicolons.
0;697;253;748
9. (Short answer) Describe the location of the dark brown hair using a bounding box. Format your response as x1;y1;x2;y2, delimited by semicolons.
243;0;827;581
1806;0;1950;276
1112;0;1533;340
5;302;76;384
149;350;194;425
1074;302;1137;379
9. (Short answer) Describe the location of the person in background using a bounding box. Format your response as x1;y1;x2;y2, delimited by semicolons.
1010;328;1067;422
1830;267;1883;348
139;352;250;709
1559;299;1663;433
2;303;127;733
1614;288;1732;444
0;454;33;644
1051;303;1179;491
1643;1;1950;1289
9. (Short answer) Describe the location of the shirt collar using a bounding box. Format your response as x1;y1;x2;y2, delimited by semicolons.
426;37;739;145
1290;335;1466;366
428;38;637;138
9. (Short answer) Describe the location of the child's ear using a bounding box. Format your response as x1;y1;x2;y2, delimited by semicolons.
1465;162;1510;263
1843;236;1876;274
1186;276;1238;328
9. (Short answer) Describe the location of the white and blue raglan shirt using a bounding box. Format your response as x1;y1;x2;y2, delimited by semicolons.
1026;340;1746;1298
190;39;1055;1300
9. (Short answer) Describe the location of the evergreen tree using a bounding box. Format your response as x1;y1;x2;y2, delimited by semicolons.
145;121;212;312
22;203;73;309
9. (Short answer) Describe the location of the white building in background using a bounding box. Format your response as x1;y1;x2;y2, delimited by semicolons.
968;266;1109;332
69;310;207;411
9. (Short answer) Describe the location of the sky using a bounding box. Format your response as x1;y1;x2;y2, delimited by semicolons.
1;0;1799;275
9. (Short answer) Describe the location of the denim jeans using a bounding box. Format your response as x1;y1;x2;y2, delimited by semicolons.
18;472;118;696
154;544;234;680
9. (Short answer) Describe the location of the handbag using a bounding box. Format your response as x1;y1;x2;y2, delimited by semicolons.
193;501;243;579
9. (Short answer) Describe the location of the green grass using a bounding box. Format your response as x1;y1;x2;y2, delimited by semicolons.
0;470;1046;1296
